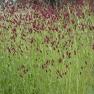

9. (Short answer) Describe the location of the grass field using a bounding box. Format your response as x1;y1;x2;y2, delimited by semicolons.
0;2;94;94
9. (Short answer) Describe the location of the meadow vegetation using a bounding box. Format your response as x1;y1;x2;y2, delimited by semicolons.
0;1;94;94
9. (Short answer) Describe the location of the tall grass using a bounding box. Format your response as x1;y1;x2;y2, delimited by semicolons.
0;1;94;94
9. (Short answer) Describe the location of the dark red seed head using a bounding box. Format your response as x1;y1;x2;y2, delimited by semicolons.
85;61;87;65
92;43;94;50
58;58;62;63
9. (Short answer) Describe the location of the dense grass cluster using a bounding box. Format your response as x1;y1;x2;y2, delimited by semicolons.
0;1;94;94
